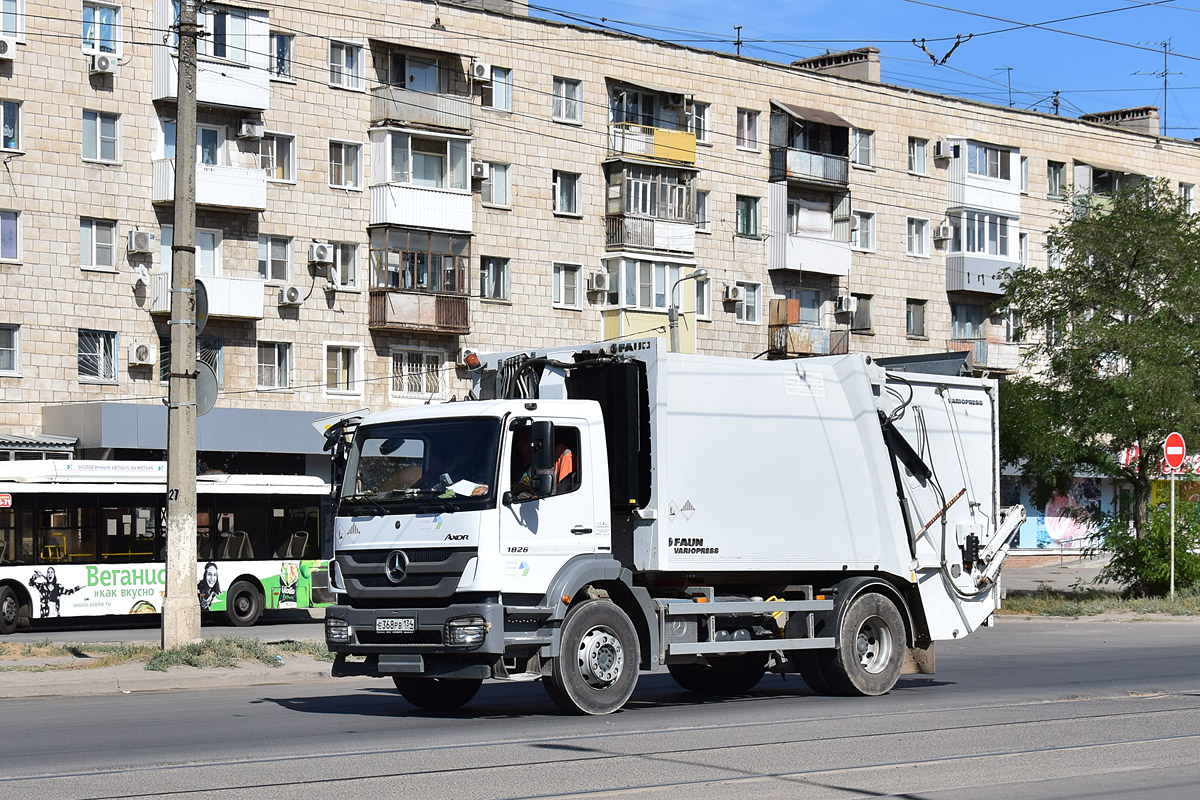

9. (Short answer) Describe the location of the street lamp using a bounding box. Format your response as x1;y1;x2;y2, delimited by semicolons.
668;269;709;353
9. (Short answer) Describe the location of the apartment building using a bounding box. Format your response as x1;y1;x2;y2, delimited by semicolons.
1;0;1198;481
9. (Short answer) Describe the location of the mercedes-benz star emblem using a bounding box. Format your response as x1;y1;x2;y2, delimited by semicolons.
384;550;409;584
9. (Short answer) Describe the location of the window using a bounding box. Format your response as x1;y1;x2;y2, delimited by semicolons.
0;210;18;261
197;124;222;166
482;66;512;111
81;1;120;55
735;195;759;237
552;77;581;123
906;217;929;257
623;166;692;221
736;108;758;149
329;41;364;89
951;303;986;339
850;294;872;332
850;210;875;251
198;4;247;63
1019;232;1029;267
949;211;1011;256
787;192;832;236
159;335;222;386
1;0;24;39
80;218;115;270
851;129;873;167
908;137;928;174
695;190;710;232
1;100;18;151
620;260;694;311
387;132;469;190
735;281;761;324
797;289;821;325
270;32;293;79
259;133;294;182
325;345;360;395
691;102;711;143
481;162;510;206
160;226;220;276
397;54;439;92
553;262;582;308
391;349;446;399
553;170;580;215
328;141;362;189
1003;307;1023;343
1047;161;1065;198
967;143;1010;180
82;110;119;162
480;256;509;300
256;342;291;390
695;275;711;320
331;242;357;289
369;228;470;293
906;299;926;338
258;235;291;282
0;324;18;375
78;329;116;382
1047;246;1062;270
1020;156;1029;192
1180;182;1197;214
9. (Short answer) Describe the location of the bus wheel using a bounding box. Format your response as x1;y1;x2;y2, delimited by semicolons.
544;599;639;715
668;653;767;695
824;592;906;696
0;586;19;635
224;581;263;627
392;676;482;711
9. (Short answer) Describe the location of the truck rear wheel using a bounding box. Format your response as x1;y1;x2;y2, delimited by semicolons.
668;653;767;695
790;651;834;695
544;599;639;715
823;592;907;696
392;676;482;711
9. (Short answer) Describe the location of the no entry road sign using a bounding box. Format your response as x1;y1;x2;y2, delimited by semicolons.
1165;432;1186;471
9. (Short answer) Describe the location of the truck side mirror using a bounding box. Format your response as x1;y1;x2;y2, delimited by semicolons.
530;420;557;498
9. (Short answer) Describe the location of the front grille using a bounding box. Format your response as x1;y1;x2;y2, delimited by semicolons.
356;630;443;645
357;573;442;588
339;547;478;601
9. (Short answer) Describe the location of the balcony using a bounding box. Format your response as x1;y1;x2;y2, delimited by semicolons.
370;184;472;232
370;86;473;132
369;289;470;335
946;255;1011;295
605;215;695;255
768;233;851;277
769;324;850;357
149;273;265;320
152;160;267;211
607;124;696;166
947;339;1021;372
153;54;270;111
769;148;849;188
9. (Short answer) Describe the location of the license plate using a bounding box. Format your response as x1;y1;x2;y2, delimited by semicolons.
376;617;416;634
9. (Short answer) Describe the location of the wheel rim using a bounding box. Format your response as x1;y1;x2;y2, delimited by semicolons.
1;595;16;625
235;593;252;617
855;614;893;675
576;624;624;689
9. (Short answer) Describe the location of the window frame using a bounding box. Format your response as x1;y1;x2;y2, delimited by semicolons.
160;225;223;276
0;209;20;262
480;256;510;301
258;234;292;283
0;99;20;152
328;40;365;91
691;102;711;144
1019;155;1029;193
259;131;295;183
907;137;928;175
1;0;26;40
327;139;363;190
850;293;873;332
552;262;583;309
323;342;362;397
695;274;712;321
331;241;358;289
81;0;122;57
389;347;448;401
0;323;19;376
78;328;117;383
734;280;761;324
735;195;760;237
1180;182;1197;214
905;298;927;339
694;189;710;233
966;142;1012;180
736;108;759;151
480;162;510;207
850;128;874;167
269;31;294;81
82;109;121;164
481;66;513;112
80;217;117;271
1047;160;1065;198
850;209;875;252
949;211;1012;258
197;3;249;65
256;341;292;391
552;76;582;124
906;217;930;257
552;169;581;216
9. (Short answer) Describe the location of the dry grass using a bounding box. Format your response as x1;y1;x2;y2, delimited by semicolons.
0;637;333;672
1000;586;1200;618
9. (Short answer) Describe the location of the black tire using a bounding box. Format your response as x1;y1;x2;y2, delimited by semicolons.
668;653;767;695
392;676;482;711
0;586;19;635
224;580;263;627
822;592;907;696
791;650;834;695
544;599;639;715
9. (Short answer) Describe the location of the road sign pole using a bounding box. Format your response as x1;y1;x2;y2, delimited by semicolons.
1170;470;1176;601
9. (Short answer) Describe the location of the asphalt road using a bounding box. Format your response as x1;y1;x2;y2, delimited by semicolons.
2;618;1199;800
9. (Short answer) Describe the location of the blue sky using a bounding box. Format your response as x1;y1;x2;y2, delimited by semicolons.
527;0;1200;138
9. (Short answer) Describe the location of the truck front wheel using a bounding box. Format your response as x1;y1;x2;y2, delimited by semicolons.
393;676;482;711
823;592;907;696
544;600;639;715
668;653;767;695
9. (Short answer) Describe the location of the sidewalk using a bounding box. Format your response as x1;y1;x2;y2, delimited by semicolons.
1002;551;1116;592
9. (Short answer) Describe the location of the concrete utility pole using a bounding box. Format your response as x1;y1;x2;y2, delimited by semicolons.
162;0;201;649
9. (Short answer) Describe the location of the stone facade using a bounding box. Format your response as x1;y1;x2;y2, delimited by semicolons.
1;0;1198;443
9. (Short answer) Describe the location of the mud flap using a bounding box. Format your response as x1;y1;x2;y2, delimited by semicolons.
902;643;935;674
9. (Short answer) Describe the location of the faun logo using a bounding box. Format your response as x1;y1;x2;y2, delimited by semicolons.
444;533;469;541
610;340;651;354
667;537;719;555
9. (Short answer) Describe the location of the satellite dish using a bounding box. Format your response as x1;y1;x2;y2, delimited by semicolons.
195;278;209;335
195;360;218;417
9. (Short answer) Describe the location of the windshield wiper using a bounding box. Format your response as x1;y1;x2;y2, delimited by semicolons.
341;492;389;516
398;489;458;512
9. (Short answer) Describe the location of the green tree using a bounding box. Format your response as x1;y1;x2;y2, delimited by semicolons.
1001;178;1200;539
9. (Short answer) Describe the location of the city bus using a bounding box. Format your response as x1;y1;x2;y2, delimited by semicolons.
0;461;333;635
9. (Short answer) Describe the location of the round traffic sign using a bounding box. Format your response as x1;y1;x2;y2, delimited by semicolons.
1164;432;1186;471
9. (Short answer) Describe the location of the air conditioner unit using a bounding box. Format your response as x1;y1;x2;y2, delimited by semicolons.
587;271;612;293
933;140;956;160
128;341;155;367
278;284;303;306
665;93;686;108
237;119;264;139
933;222;952;241
90;53;117;75
308;241;334;265
472;61;492;82
0;37;16;61
834;295;859;315
723;285;746;303
470;160;490;180
127;229;154;254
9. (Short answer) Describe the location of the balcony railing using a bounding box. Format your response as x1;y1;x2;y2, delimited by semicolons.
153;53;270;111
768;324;850;357
149;273;265;320
370;86;473;132
946;254;1010;295
606;123;696;165
769;147;849;187
946;339;1021;371
152;159;267;211
768;233;851;277
369;289;470;335
370;183;473;231
605;215;695;254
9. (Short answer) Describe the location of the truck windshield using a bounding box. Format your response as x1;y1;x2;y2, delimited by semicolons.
341;417;501;514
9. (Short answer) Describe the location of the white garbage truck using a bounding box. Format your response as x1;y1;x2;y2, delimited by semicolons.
323;339;1024;715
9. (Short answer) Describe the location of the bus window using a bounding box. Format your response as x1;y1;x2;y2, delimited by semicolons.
270;505;319;559
98;504;159;564
1;508;31;565
38;504;98;563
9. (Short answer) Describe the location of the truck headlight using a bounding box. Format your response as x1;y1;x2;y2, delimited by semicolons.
326;617;351;643
445;615;488;646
